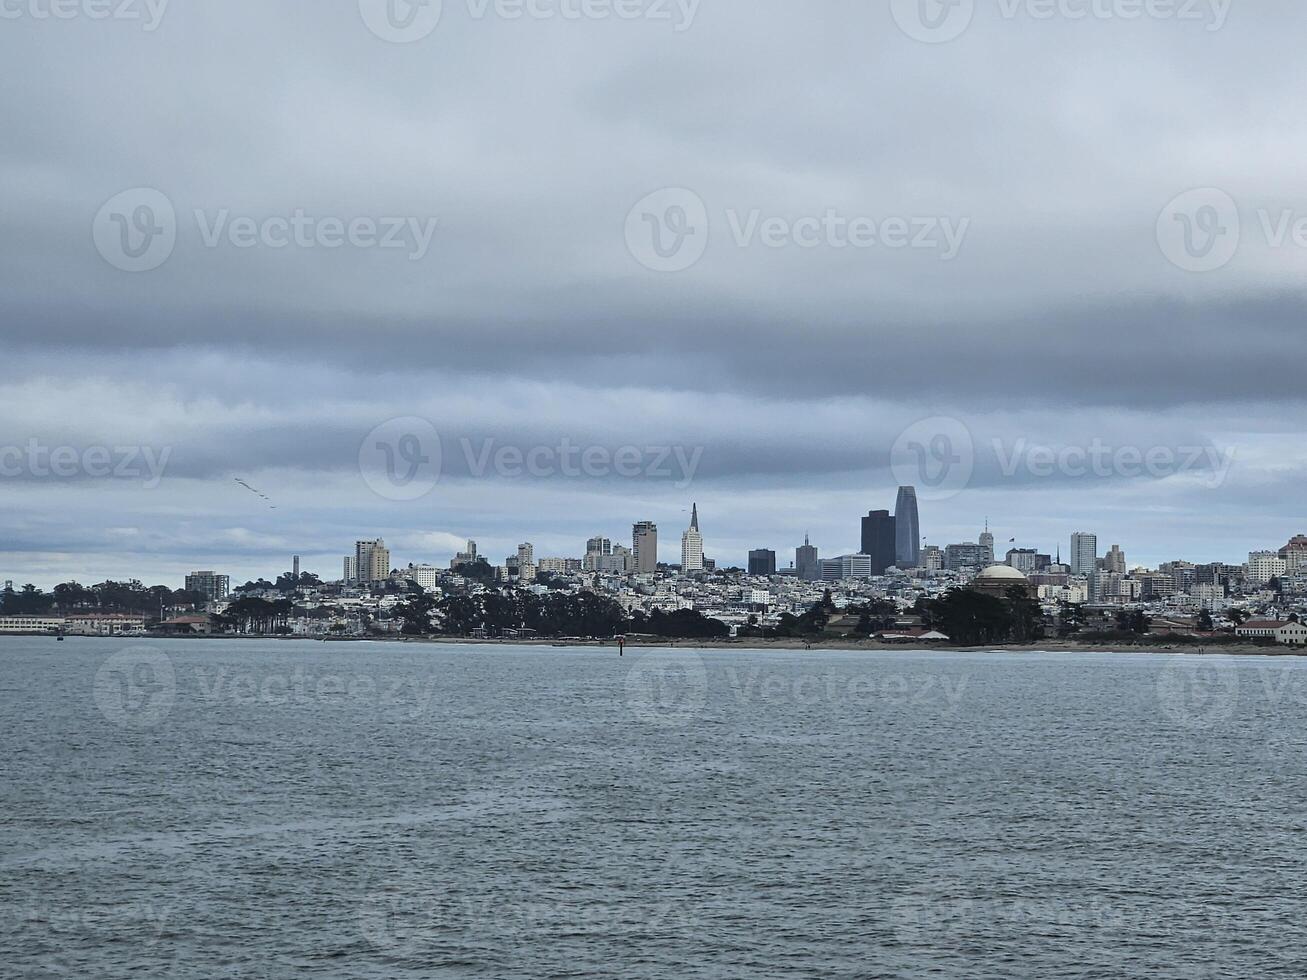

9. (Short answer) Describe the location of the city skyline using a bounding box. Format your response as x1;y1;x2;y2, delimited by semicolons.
7;490;1303;594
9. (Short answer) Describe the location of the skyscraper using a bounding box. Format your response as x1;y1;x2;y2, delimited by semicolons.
796;534;819;581
980;520;995;564
681;504;705;573
1070;532;1098;576
355;539;390;584
633;522;658;574
748;549;777;576
894;486;921;568
861;509;897;575
185;571;230;602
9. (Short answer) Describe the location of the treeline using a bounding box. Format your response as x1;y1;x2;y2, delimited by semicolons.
916;586;1046;646
395;590;730;639
0;581;207;617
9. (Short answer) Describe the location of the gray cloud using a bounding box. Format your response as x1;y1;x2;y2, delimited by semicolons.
2;0;1305;584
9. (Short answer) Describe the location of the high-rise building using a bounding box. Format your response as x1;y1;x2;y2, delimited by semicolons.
681;504;705;573
796;535;819;581
633;522;658;574
748;549;778;576
450;540;480;571
980;521;995;564
1103;544;1126;574
1007;548;1039;575
343;556;357;584
1070;532;1098;576
355;539;390;584
861;510;897;575
185;571;230;602
921;544;944;573
945;542;989;571
894;487;921;568
1248;551;1287;585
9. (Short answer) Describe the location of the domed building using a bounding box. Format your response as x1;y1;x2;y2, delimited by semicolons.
970;563;1031;600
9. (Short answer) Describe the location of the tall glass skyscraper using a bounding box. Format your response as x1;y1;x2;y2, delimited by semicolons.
894;486;921;569
861;510;897;575
1070;532;1098;576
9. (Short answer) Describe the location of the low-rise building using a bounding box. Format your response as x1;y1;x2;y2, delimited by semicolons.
0;616;66;633
1277;622;1307;646
1236;620;1290;639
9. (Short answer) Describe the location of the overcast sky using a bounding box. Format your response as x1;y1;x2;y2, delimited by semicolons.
2;0;1305;588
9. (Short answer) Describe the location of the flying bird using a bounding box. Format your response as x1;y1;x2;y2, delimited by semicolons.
234;477;277;509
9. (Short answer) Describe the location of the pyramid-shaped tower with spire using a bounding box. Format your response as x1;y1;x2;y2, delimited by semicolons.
681;503;705;573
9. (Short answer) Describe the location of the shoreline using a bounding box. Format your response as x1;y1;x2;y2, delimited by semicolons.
5;633;1299;656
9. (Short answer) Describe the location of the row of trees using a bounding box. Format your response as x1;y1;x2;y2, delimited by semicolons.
915;586;1047;646
0;581;207;617
393;590;731;639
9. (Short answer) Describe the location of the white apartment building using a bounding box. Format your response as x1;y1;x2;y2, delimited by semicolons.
1248;551;1287;585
